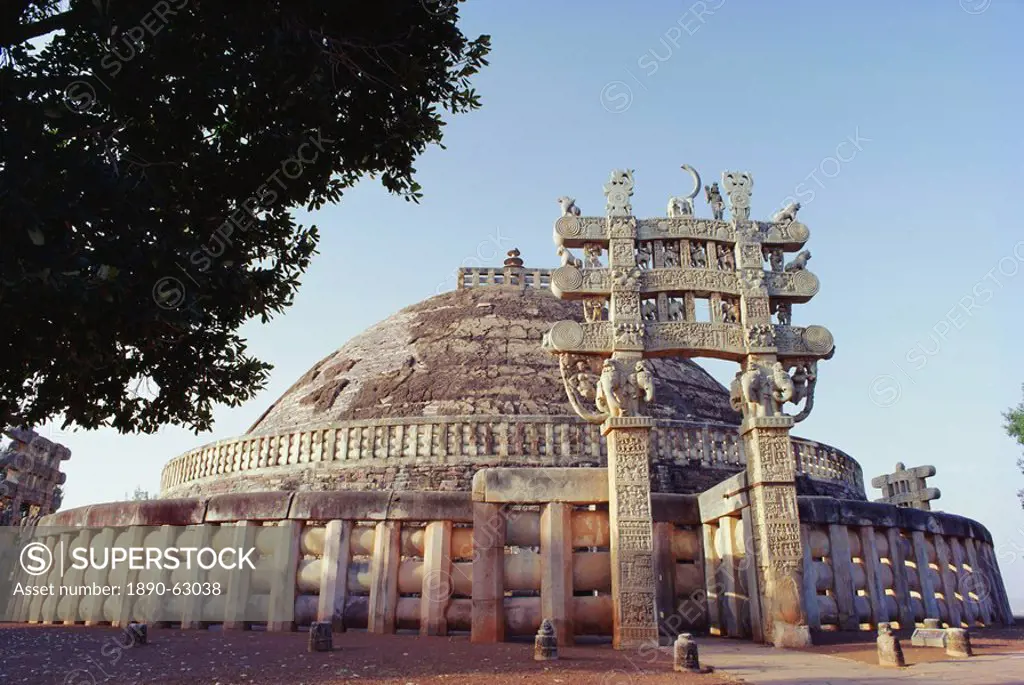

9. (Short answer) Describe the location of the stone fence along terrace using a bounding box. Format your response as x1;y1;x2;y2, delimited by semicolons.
12;468;1012;639
159;417;864;500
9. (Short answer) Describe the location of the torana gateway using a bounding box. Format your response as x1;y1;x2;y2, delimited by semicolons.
17;167;1014;646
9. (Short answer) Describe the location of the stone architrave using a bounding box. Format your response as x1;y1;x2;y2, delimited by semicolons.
544;167;834;649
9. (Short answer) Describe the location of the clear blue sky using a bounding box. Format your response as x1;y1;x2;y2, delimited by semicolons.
44;0;1024;610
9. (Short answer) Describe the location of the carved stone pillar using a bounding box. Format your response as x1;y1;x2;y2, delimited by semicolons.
742;415;811;647
603;416;659;649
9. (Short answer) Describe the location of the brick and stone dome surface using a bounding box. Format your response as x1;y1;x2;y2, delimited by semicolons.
246;285;740;435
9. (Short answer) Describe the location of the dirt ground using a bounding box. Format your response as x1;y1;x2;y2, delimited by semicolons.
3;623;1022;684
0;625;740;685
798;623;1024;666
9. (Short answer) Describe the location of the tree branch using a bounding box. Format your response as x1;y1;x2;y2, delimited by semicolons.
1;8;77;49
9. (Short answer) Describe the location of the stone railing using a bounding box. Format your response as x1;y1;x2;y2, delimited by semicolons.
16;471;1011;639
159;417;864;498
457;267;551;289
796;498;1015;631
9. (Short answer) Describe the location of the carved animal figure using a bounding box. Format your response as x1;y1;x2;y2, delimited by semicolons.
720;300;738;323
738;366;771;418
595;360;623;417
557;246;583;269
557;196;581;217
784;250;811;272
667;298;684;321
663;241;681;268
634;361;655;404
635;243;652;270
667;197;693;217
770;362;795;410
641;301;658;321
690;243;707;268
772;201;801;225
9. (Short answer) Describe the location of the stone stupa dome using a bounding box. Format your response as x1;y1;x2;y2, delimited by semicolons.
160;261;862;500
245;285;740;436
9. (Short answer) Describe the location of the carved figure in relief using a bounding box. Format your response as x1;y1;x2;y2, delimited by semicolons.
573;360;596;400
772;202;801;225
721;300;738;324
784;250;811;272
741;268;765;291
774;301;792;326
557;196;581;217
636;242;653;270
747;324;773;348
787;360;818;423
667;298;684;321
613;267;641;288
557;246;583;269
767;247;785;273
583;243;603;268
663;241;681;268
615;323;645;346
690;242;707;268
717;244;735;271
558;355;606;424
641;300;658;321
704;183;725;220
583;298;604;323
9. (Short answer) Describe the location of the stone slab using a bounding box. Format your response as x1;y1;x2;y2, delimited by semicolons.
290;490;472;522
911;628;946;648
472;467;607;504
206;491;293;522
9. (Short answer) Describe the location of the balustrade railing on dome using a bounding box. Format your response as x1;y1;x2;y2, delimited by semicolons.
159;417;863;497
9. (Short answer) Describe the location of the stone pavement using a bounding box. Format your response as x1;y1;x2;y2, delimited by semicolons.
692;638;1024;684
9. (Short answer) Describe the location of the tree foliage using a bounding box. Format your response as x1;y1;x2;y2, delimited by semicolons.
0;0;490;433
1004;384;1024;510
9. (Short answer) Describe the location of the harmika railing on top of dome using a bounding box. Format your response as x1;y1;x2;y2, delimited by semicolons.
457;267;552;289
159;416;864;496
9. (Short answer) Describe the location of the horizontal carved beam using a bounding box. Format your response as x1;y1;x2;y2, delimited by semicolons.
553;216;810;250
550;266;819;302
543;321;835;360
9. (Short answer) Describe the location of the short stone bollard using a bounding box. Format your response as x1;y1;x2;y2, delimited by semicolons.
126;622;147;646
945;628;973;658
673;633;700;673
308;621;332;653
876;623;906;668
534;619;558;661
